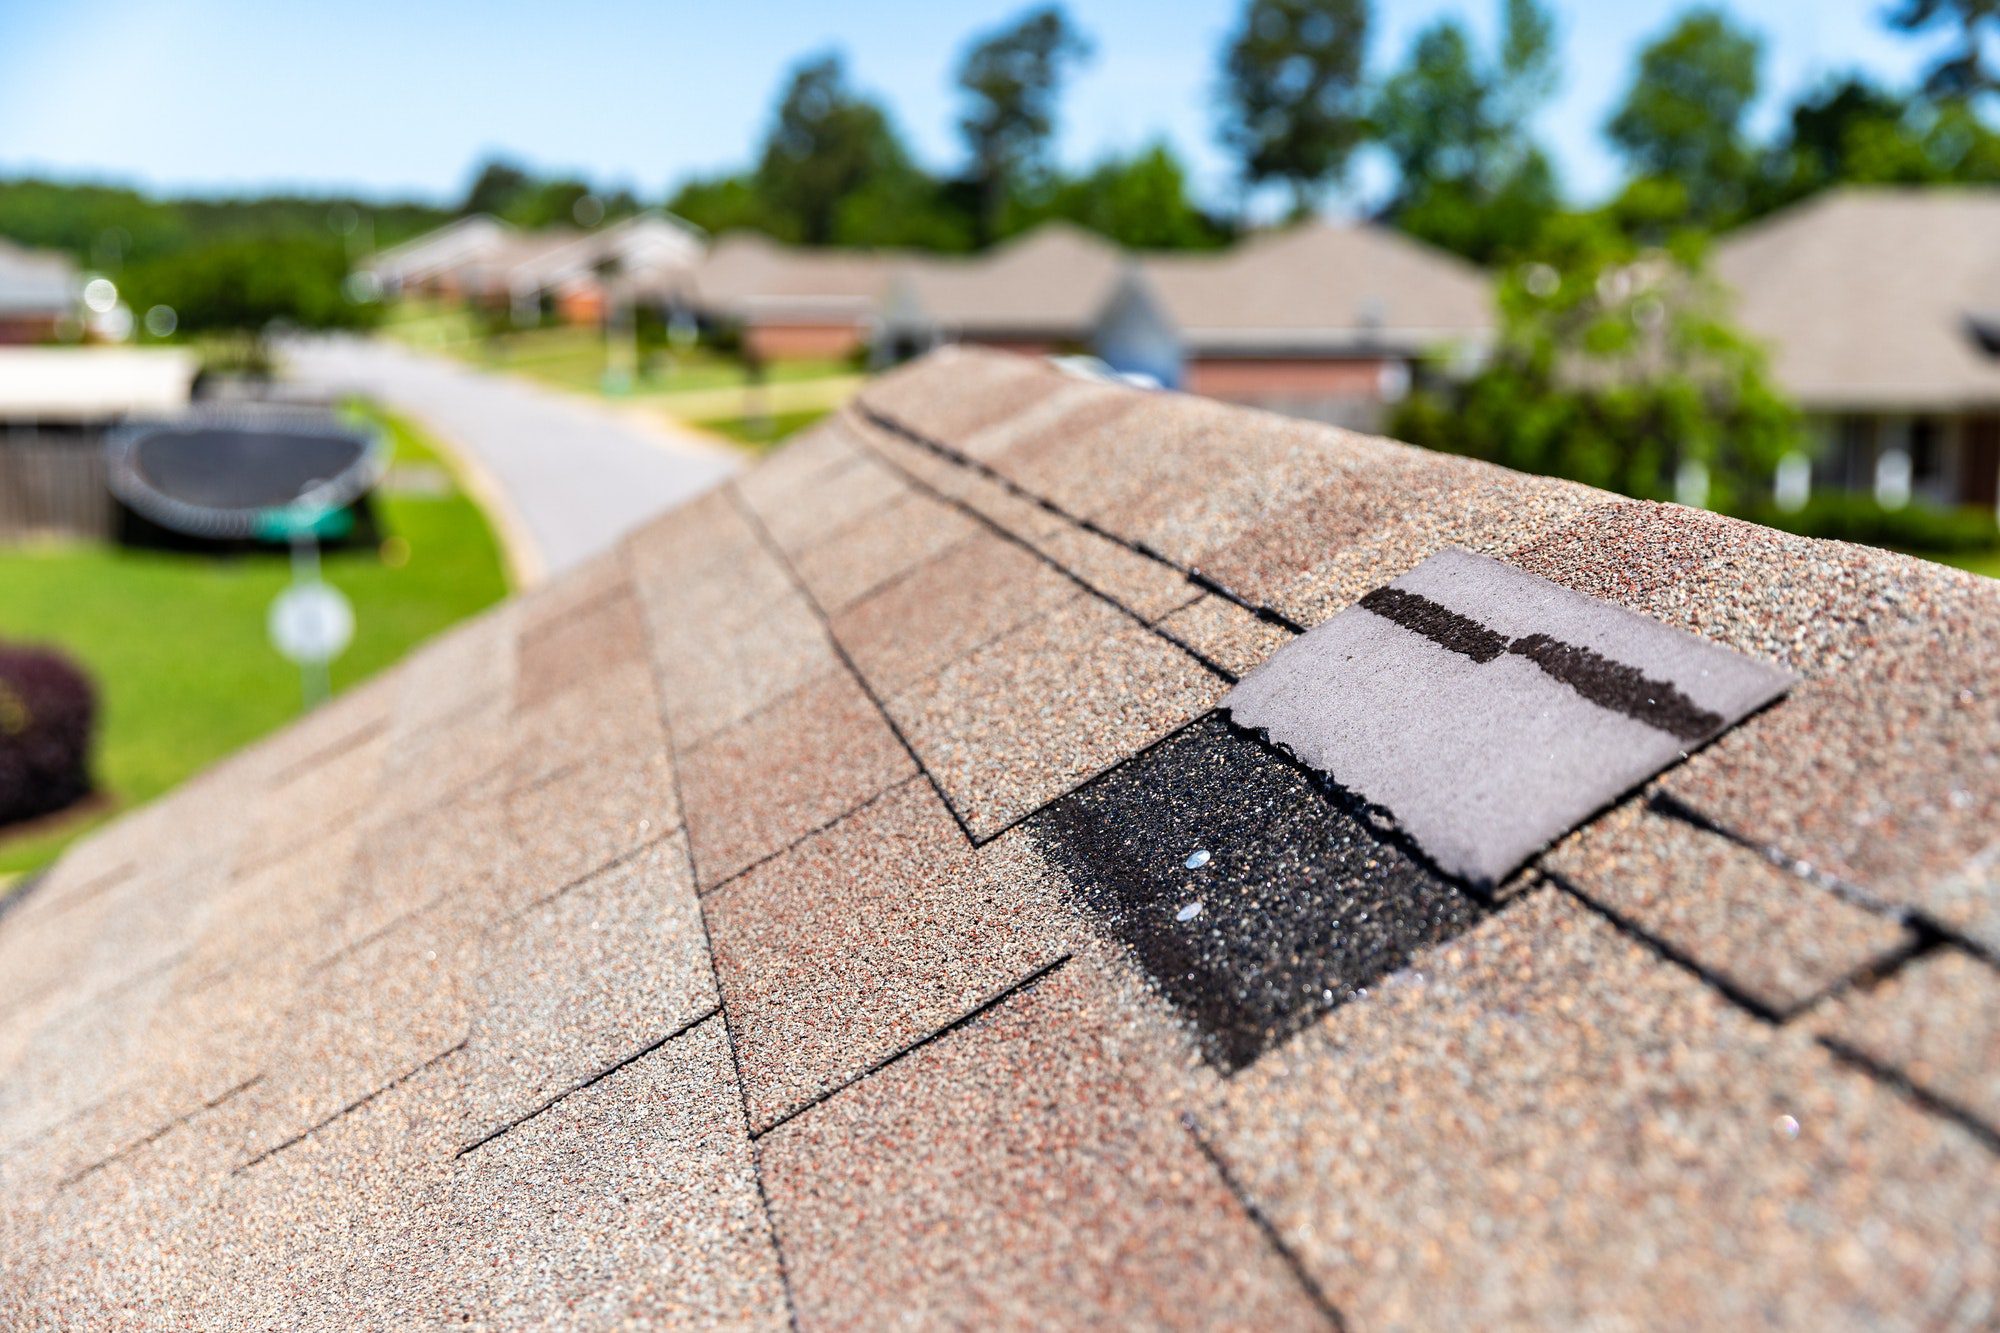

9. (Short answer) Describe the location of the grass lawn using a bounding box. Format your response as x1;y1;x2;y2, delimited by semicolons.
0;403;509;879
1919;548;2000;580
701;407;833;450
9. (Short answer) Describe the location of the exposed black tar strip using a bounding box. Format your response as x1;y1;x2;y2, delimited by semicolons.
1358;588;1725;742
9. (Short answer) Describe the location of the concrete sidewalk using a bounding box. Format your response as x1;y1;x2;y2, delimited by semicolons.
286;336;741;584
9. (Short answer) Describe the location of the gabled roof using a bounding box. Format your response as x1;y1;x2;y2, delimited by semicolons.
688;232;903;324
881;222;1128;339
0;236;79;317
4;348;1998;1327
1139;221;1493;354
363;214;515;286
1714;186;2000;411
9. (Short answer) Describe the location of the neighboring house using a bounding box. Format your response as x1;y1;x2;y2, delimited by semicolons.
877;223;1126;360
684;232;898;362
1110;223;1494;429
877;221;1493;430
0;237;80;344
1716;187;2000;512
366;212;704;326
364;215;515;302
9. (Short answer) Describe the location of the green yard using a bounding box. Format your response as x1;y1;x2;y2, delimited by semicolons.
0;404;510;878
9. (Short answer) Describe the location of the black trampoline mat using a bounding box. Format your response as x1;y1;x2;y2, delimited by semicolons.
130;425;369;511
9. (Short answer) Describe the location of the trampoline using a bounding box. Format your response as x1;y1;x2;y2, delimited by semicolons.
107;405;386;541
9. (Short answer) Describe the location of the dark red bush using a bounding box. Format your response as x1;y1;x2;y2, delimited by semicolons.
0;644;98;828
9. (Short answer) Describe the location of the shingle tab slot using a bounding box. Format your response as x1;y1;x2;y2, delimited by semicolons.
1224;547;1795;887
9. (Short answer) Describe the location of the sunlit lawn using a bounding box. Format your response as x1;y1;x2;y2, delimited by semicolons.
701;407;833;450
0;404;509;878
1923;548;2000;580
381;301;851;398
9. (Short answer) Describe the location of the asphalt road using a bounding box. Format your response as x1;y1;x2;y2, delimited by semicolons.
285;337;740;584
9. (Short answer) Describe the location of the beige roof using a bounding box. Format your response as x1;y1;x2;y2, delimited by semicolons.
1715;187;2000;411
6;349;2000;1326
0;237;79;317
1139;222;1493;354
882;223;1127;339
688;233;901;326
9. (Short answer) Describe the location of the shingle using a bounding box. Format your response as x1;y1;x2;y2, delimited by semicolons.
830;528;1076;699
225;904;471;1168
708;779;1066;1130
1815;948;2000;1133
496;737;678;911
1224;547;1795;886
513;582;649;713
760;955;1329;1329
1543;801;1912;1014
232;725;389;872
1028;519;1202;623
1156;593;1295;677
649;587;839;751
887;591;1228;839
789;488;979;614
441;1017;789;1328
680;667;915;888
1032;715;1488;1070
1199;888;2000;1330
458;835;715;1147
857;344;1066;444
742;448;909;554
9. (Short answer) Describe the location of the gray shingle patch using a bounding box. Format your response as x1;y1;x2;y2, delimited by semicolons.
1225;547;1795;887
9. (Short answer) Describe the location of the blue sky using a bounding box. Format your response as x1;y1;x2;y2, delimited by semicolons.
0;0;1953;211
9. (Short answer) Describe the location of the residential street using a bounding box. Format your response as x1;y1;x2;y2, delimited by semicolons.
286;336;741;583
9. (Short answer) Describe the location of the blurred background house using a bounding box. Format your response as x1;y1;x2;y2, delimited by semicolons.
0;237;78;343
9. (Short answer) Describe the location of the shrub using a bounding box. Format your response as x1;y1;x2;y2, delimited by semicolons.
0;644;98;827
1742;494;2000;555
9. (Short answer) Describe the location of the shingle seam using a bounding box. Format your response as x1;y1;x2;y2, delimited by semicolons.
0;860;136;930
857;430;1239;687
500;828;682;923
815;527;984;618
1179;1111;1349;1331
726;480;980;848
57;1073;264;1193
620;538;804;1333
751;953;1074;1141
1818;1036;2000;1153
235;1037;469;1175
454;1010;721;1159
515;580;633;647
1648;791;2000;966
701;775;928;901
264;715;391;791
851;400;1310;634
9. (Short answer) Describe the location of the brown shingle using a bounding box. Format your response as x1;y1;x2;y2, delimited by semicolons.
760;956;1329;1329
679;667;915;888
1815;948;2000;1133
707;780;1065;1131
886;591;1228;838
1200;888;2000;1330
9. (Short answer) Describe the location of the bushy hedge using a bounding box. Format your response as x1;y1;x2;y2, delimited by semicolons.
0;644;97;827
1742;494;2000;555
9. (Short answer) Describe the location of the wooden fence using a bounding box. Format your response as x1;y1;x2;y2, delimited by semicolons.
0;433;112;542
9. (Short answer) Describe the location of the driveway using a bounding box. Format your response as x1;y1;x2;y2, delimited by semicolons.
285;337;741;584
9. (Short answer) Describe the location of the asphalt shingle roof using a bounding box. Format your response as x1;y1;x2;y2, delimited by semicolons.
5;346;1999;1328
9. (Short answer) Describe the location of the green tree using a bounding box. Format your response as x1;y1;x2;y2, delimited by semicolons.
957;5;1093;244
1886;0;1999;101
1388;214;1799;513
1605;8;1763;227
666;173;778;237
1030;143;1229;249
1374;0;1561;261
123;234;376;365
755;52;916;245
460;158;533;217
1215;0;1371;216
1758;73;2000;209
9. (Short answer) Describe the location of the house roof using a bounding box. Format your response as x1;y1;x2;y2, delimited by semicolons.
1714;186;2000;412
5;347;1999;1327
687;232;903;325
0;237;79;318
1139;221;1494;355
881;222;1128;339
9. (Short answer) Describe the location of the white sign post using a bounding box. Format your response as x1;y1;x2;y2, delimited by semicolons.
269;534;353;709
